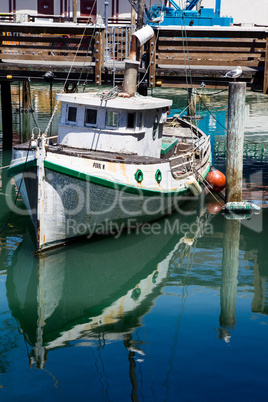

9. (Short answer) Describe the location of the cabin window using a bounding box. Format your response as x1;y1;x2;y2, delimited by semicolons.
152;115;159;140
106;111;118;127
127;112;135;129
67;106;77;123
85;108;97;126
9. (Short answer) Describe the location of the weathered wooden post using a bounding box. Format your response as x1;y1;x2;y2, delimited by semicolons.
219;219;241;331
149;33;156;88
94;30;104;85
1;81;13;150
225;82;246;203
22;81;27;111
131;6;136;26
22;81;32;112
187;87;196;117
263;34;268;94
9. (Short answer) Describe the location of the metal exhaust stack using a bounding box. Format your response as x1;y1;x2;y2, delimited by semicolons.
122;25;154;96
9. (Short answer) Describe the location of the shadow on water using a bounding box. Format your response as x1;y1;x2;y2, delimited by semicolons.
1;85;268;399
6;201;207;369
2;192;267;388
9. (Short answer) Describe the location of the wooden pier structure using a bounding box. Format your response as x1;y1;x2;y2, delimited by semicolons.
0;21;267;149
0;22;267;91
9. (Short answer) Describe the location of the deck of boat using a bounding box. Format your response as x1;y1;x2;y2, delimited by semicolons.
14;141;167;165
163;123;196;139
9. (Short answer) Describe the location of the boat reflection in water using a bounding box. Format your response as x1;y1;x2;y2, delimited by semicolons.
6;200;210;370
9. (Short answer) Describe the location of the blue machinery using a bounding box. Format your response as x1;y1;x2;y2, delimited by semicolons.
145;0;233;27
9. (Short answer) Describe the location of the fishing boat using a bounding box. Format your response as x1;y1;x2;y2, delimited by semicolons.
7;26;211;252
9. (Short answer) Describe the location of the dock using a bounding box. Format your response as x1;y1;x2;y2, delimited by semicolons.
0;22;267;92
0;21;267;149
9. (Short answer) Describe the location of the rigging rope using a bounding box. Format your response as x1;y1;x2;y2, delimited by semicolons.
43;1;99;136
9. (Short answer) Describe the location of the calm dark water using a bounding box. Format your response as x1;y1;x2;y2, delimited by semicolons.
0;84;268;401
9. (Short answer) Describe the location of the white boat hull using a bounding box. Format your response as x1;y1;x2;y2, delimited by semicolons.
10;144;211;251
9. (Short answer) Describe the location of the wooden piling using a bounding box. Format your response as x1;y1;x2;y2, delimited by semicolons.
94;31;103;85
225;82;246;203
187;88;196;117
1;81;13;150
149;33;156;88
220;219;241;329
264;34;268;94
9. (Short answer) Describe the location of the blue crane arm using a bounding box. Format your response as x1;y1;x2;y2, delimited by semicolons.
215;0;221;15
186;0;202;10
165;0;201;12
165;0;182;12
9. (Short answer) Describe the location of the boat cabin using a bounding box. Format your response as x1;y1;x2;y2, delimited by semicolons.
56;92;172;158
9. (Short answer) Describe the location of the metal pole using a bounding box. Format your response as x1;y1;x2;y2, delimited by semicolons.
73;0;77;23
104;0;110;62
225;82;246;203
67;0;70;21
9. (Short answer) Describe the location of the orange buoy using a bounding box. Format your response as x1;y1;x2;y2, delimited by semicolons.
206;167;226;192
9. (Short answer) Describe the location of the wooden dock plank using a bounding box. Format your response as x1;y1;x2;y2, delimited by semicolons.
264;35;268;94
0;23;267;92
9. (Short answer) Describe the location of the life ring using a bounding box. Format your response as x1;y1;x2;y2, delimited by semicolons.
64;82;77;93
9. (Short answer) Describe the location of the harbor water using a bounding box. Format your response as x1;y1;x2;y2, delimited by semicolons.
0;84;268;401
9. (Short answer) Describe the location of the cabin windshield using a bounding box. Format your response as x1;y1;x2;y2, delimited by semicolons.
67;106;77;123
85;108;97;126
106;111;118;127
127;113;135;129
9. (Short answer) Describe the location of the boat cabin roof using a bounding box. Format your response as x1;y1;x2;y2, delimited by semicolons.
56;92;172;111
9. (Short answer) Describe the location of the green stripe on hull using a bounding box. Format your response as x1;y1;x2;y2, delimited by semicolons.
44;155;212;197
44;160;191;197
7;159;37;177
7;155;211;197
